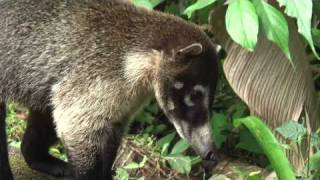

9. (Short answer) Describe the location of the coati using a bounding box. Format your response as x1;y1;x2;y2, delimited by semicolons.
0;0;219;179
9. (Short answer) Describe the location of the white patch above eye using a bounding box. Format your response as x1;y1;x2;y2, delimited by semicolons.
174;81;184;89
167;99;175;110
184;95;195;107
193;85;206;93
193;85;210;107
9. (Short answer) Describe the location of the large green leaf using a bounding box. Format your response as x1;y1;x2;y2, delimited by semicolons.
234;116;296;180
184;0;217;18
166;154;192;174
170;139;190;155
226;0;259;51
211;113;228;148
277;0;320;59
157;132;176;156
253;0;291;61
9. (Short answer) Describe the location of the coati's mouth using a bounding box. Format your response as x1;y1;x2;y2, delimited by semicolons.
171;120;219;162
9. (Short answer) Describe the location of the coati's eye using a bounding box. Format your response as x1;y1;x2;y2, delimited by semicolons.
190;90;203;100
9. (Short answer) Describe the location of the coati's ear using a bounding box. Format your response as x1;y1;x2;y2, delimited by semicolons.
177;43;203;56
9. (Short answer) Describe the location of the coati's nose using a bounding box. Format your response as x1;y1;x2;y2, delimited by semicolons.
204;150;217;161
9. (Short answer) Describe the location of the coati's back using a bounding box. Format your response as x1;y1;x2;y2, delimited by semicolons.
0;0;210;109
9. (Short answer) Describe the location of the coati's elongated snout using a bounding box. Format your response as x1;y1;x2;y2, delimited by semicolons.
153;42;219;161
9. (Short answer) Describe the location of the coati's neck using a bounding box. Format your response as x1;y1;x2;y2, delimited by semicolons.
123;49;162;93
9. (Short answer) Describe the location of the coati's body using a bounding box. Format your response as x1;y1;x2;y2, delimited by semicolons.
0;0;219;179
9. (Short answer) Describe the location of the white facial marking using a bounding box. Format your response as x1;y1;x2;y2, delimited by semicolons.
172;121;186;139
167;99;175;110
193;85;209;107
174;81;184;89
192;122;213;152
193;85;206;93
195;122;212;138
184;95;195;107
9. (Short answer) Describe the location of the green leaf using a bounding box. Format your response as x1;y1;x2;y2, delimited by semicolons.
184;0;217;18
277;0;320;59
190;156;202;165
226;0;259;51
145;101;159;114
310;151;320;170
166;154;192;174
234;116;296;180
138;156;148;167
123;162;140;170
232;103;248;119
9;141;21;149
135;112;153;125
123;156;147;170
115;168;129;180
143;125;154;134
248;171;262;180
311;132;320;150
314;0;320;17
157;132;176;147
253;0;291;61
154;124;167;134
157;132;176;156
164;3;180;16
236;130;264;154
312;28;320;48
133;0;153;10
137;177;145;180
275;120;306;141
149;0;165;8
211;113;228;148
170;139;190;155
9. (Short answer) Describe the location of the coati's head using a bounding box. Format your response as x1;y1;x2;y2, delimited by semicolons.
152;42;219;161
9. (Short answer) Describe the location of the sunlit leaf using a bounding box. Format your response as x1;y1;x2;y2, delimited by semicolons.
253;0;291;61
170;139;190;154
275;121;306;141
166;154;192;174
226;0;259;51
133;0;153;9
157;132;176;156
115;168;129;180
123;162;140;170
190;156;202;165
184;0;217;18
277;0;320;59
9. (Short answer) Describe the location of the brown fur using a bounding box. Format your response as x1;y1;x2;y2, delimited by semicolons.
0;0;218;179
